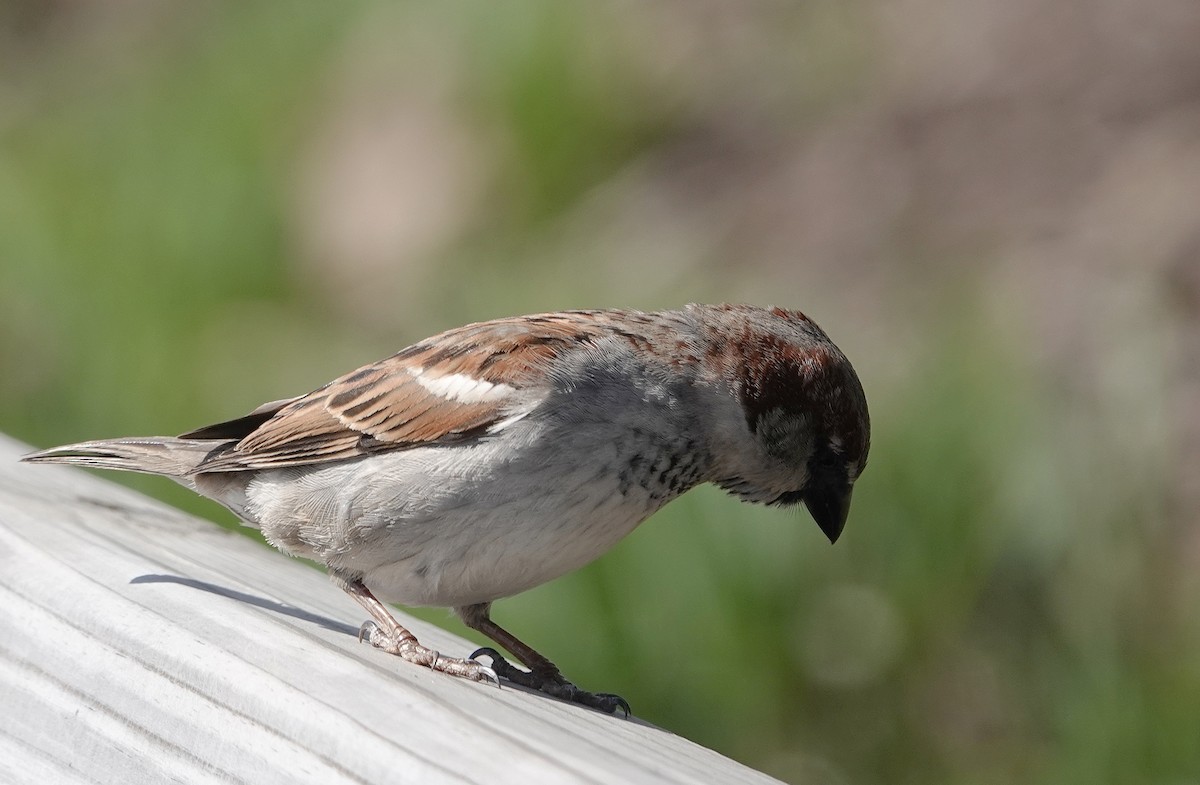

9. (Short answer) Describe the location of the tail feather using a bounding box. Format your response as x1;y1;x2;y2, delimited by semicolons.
21;437;225;478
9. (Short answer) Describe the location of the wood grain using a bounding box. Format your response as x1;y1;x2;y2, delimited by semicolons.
0;434;781;785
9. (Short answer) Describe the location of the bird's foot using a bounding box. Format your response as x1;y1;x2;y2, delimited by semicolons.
359;621;499;685
469;647;630;716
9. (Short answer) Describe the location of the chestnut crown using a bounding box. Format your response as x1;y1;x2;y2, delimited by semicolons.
699;304;870;543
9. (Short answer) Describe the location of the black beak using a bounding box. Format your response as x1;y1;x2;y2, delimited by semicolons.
804;485;853;543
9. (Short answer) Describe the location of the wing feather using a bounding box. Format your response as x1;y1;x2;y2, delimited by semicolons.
187;313;611;472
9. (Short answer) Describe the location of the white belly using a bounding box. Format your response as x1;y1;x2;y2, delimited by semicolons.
241;417;701;608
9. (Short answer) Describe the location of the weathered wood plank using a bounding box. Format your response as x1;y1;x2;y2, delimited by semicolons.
0;434;781;785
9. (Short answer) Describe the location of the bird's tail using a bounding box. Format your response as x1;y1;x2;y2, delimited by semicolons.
20;437;223;478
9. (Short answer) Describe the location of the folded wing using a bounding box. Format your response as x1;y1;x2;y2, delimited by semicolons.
186;314;608;472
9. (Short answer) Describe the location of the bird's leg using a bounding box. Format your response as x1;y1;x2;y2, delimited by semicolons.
334;575;497;685
457;602;630;716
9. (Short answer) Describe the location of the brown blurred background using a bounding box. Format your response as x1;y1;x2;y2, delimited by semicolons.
2;2;1198;783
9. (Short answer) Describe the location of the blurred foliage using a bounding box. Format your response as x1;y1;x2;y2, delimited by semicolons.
2;2;1197;784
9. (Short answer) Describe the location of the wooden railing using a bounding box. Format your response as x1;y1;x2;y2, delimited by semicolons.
0;434;780;784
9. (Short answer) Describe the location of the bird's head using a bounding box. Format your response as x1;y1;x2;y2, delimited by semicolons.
698;304;870;543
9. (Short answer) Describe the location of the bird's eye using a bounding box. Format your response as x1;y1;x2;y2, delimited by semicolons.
814;447;840;471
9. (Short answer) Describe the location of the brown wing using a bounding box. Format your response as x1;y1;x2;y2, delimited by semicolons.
185;313;610;472
180;397;303;441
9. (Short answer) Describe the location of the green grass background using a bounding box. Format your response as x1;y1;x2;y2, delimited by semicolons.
1;3;1194;783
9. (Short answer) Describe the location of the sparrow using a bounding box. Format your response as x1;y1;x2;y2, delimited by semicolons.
22;303;870;715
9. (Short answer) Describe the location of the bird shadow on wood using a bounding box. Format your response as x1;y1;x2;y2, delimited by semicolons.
130;573;651;722
130;573;359;637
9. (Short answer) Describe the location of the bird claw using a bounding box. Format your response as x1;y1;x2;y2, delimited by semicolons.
357;620;377;644
357;622;499;685
474;664;502;688
468;647;630;716
592;692;632;718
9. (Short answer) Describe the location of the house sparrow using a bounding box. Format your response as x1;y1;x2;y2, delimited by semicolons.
22;304;870;715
